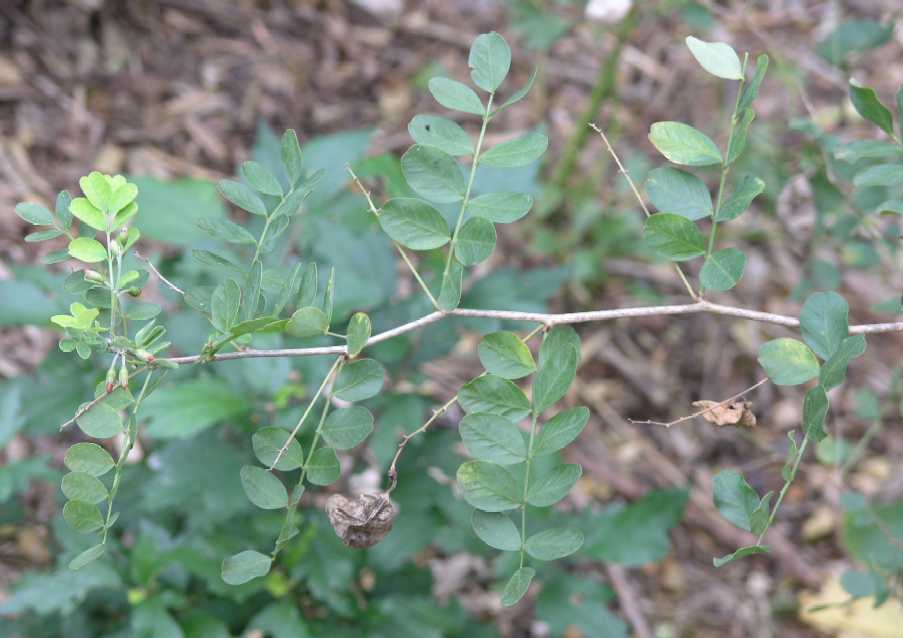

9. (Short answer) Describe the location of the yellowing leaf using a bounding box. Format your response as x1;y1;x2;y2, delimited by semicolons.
799;576;903;638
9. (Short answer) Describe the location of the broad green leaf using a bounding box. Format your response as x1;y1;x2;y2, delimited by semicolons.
750;491;773;537
716;174;764;221
458;374;531;421
469;31;511;92
69;544;106;571
241;161;283;197
526;463;581;507
820;334;867;390
408;114;474;156
471;510;521;551
645;166;713;220
700;247;746;292
15;202;54;225
401;145;466;203
648;121;722;166
333;359;386;402
713;544;769;567
538;325;581;367
218;179;267;216
804;386;829;442
252;427;303;471
211;279;241;333
852;164;903;188
379;197;451;249
849;80;895;138
285;306;329;338
468;192;533;223
726;108;755;164
480;132;548;167
240;465;288;509
79;172;111;211
532;331;579;413
459;413;527;464
456;460;521;512
501;567;535;607
437;259;464;311
643;213;706;261
69;197;107;231
455;217;496;265
817;19;892;65
76;402;123;439
68;237;107;264
346;312;371;357
428;77;485;116
133;177;226;244
757;338;819;386
712;469;759;532
61;472;108;504
685;36;743;80
478;331;536;379
737;54;769;112
800;291;849;361
281;129;303;186
222;550;272;585
64;443;115;477
525;527;583;560
306;447;340;485
533;406;589;455
322;406;374;450
143;378;249;439
62;500;104;533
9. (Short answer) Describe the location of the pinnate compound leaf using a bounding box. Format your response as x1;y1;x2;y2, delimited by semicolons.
649;121;722;166
480;132;549;167
525;527;584;560
526;463;582;507
252;427;303;471
379;198;450;250
800;291;849;361
716;174;764;221
64;443;115;477
306;447;341;485
496;67;536;113
700;248;746;292
468;192;533;223
455;216;496;265
532;330;579;413
757;338;819;386
459;413;527;464
713;544;769;567
849;80;895;138
438;258;464;311
333;359;386;402
501;567;535;607
469;31;511;92
685;36;743;80
15;202;54;225
471;510;521;551
428;77;485;116
286;306;329;338
478;331;536;379
322;406;374;450
804;386;830;442
401;145;466;203
61;472;108;504
240;465;288;509
68;238;107;264
458;374;532;422
408;114;474;156
222;550;272;585
643;213;706;261
726;108;755;164
76;402;123;439
645;166;713;220
218;179;267;216
738;54;769;112
456;460;521;512
63;500;104;533
533;406;590;455
241;161;283;197
281;129;304;186
713;469;760;532
69;197;107;231
820;334;867;391
346;312;371;357
69;544;106;571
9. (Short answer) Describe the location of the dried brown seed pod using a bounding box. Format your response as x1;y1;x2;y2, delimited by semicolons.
325;492;397;548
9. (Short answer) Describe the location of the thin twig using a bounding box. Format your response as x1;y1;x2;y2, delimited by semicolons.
630;378;769;428
135;251;184;295
606;565;653;638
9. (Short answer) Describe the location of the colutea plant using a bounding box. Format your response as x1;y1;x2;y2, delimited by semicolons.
13;32;903;606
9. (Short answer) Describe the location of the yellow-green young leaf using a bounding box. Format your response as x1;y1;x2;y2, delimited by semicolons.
716;175;764;221
526;463;582;507
321;406;374;450
428;77;485;116
64;443;115;477
240;465;288;509
712;469;760;532
480;132;548;167
69;544;106;571
458;374;532;421
76;402;123;439
800;291;849;361
408;114;475;156
455;217;496;265
61;472;108;504
15;202;54;225
401;145;466;203
468;192;533;223
532;406;590;456
713;544;769;567
286;306;329;338
645;167;713;220
478;331;536;379
218;179;267;216
333;359;386;402
757;338;820;386
643;213;706;261
804;386;829;442
222;550;272;585
306;447;340;485
69;197;107;231
62;500;104;533
79;171;112;211
108;182;138;215
820;335;867;391
379;198;451;250
346;312;371;357
471;510;521;551
501;567;535;607
469;31;511;92
68;237;108;263
252;427;303;471
685;36;743;80
456;460;521;512
700;248;746;292
459;413;527;465
849;79;895;138
525;527;584;560
648;121;722;166
241;161;283;197
437;259;464;311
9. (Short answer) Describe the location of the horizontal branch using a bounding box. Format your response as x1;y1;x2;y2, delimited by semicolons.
163;300;903;365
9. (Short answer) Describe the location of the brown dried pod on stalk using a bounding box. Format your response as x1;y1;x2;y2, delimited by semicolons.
691;399;757;427
325;492;397;548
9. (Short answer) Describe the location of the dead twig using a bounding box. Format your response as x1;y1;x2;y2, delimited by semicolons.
630;378;768;428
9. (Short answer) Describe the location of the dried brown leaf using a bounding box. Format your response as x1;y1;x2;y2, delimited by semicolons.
691;400;756;427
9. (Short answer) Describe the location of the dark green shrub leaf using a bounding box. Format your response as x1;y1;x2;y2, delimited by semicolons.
716;174;764;221
456;460;521;512
438;259;464;310
408;114;474;156
526;463;581;507
538;325;581;367
804;386;829;442
68;237;107;264
757;338;819;386
64;443;115;477
211;279;241;333
401;145;466;203
379;198;451;249
222;550;272;585
346;312;371;357
737;54;769;112
800;291;849;361
726;108;755;164
471;510;521;551
820;334;867;390
459;413;527;464
468;192;533;223
333;359;386;402
685;36;743;80
532;335;579;413
648;121;722;166
63;500;104;533
525;527;583;560
480;132;548;167
322;406;374;450
645;166;713;220
817;19;892;65
306;447;341;485
700;247;746;292
501;567;535;607
849;80;895;137
241;160;283;197
76;402;123;439
427;77;485;116
469;31;511;92
713;544;769;567
643;213;706;261
286;306;329;338
455;217;496;265
478;331;536;379
240;465;288;509
61;472;108;504
533;406;589;456
218;179;267;216
712;469;759;532
252;427;303;471
15;202;54;225
458;374;532;421
69;544;106;571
